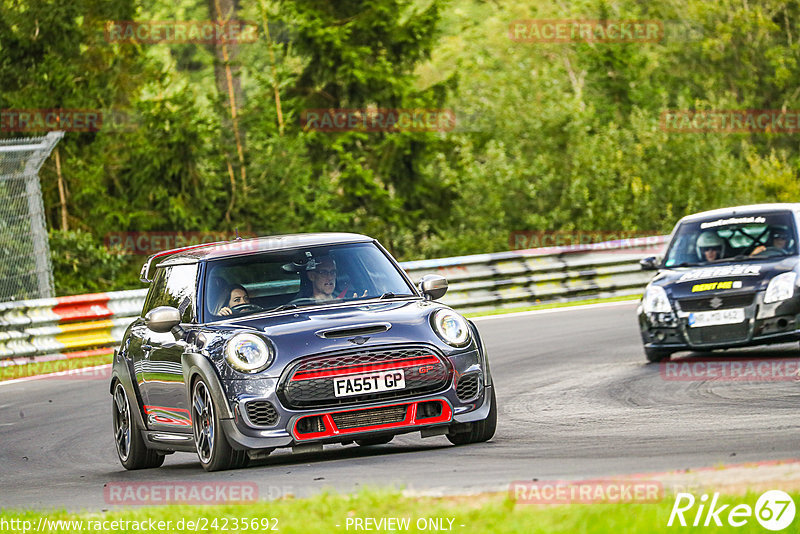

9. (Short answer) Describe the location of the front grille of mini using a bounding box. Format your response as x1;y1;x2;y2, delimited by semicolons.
331;405;408;430
456;373;481;401
280;345;450;409
245;401;279;427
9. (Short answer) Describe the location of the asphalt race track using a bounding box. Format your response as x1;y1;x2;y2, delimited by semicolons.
2;301;800;511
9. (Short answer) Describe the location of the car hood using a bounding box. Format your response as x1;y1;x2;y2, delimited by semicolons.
651;257;799;298
200;299;463;374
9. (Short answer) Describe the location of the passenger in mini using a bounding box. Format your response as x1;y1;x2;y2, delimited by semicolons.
216;284;256;316
696;232;724;263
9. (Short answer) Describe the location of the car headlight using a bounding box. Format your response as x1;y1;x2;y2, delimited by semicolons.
643;285;672;313
224;334;273;373
431;309;471;347
764;272;797;304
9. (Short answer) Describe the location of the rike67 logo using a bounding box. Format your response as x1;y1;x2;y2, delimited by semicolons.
668;490;795;531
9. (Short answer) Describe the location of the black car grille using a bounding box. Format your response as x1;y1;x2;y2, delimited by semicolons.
678;292;755;312
456;373;481;401
331;405;408;430
686;323;750;345
245;401;279;427
280;345;450;409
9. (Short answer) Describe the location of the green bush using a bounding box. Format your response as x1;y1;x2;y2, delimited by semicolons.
49;230;142;296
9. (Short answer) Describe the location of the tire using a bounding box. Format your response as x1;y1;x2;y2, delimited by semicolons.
645;347;671;363
191;377;248;472
112;382;165;470
447;387;497;445
355;436;393;447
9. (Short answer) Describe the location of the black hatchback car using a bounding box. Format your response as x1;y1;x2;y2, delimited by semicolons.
110;233;496;471
639;204;800;362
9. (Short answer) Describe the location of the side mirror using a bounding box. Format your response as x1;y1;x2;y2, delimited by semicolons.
640;256;659;271
418;274;448;301
145;306;182;333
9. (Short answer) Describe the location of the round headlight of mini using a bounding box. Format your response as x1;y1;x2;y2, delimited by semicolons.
224;334;273;373
431;309;471;347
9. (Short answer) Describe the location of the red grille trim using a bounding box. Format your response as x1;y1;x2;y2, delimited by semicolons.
292;399;453;441
291;355;440;381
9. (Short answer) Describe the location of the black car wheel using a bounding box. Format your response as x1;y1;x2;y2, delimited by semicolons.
355;436;393;446
446;387;497;445
645;347;672;363
112;382;164;470
191;378;248;471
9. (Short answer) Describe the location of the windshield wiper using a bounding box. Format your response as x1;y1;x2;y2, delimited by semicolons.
272;303;298;312
378;292;413;299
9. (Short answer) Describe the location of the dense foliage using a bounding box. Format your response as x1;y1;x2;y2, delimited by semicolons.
1;0;799;295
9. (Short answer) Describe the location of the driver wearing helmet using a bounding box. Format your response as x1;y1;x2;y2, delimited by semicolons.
696;232;725;263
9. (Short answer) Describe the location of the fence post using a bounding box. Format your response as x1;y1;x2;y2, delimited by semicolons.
0;131;64;300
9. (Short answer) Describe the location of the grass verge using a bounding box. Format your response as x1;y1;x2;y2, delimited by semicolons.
0;488;792;533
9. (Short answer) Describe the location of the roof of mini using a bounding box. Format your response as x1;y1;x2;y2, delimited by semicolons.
157;233;374;264
678;203;800;223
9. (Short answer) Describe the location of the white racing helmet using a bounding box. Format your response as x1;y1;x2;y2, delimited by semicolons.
696;231;724;259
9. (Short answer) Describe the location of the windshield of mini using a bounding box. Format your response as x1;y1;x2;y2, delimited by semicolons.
664;212;798;268
202;242;416;321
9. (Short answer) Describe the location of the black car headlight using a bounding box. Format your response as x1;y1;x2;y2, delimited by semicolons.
224;333;274;373
431;309;471;347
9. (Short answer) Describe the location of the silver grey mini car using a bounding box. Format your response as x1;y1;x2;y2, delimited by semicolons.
111;233;496;471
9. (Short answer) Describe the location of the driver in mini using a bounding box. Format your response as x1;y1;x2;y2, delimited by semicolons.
306;256;367;301
217;284;254;316
307;257;339;301
696;232;725;263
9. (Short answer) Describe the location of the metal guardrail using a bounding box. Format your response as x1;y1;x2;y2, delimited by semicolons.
0;236;666;366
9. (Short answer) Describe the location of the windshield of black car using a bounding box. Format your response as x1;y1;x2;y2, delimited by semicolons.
663;212;798;268
202;242;415;321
